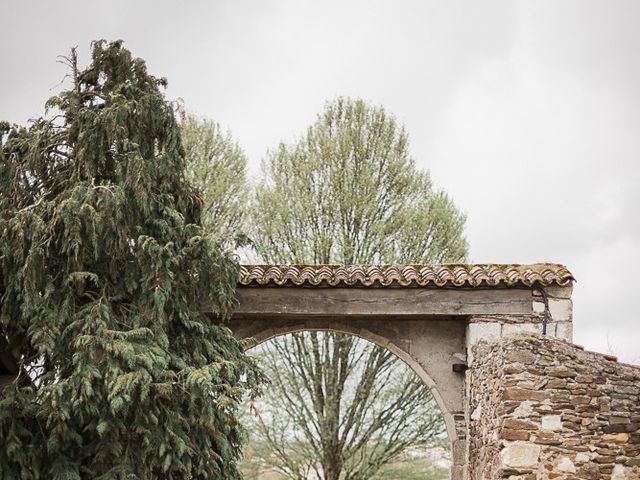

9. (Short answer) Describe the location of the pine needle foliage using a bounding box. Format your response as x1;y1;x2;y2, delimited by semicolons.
0;40;260;479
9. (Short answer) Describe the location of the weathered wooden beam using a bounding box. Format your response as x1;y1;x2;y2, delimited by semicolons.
230;286;533;319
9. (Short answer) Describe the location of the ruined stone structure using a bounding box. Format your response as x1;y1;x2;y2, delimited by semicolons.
227;264;640;479
2;263;638;478
468;336;640;479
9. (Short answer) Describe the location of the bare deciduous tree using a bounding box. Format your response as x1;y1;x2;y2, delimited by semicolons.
245;97;468;479
179;112;249;248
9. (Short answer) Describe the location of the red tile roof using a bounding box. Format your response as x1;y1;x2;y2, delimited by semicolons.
239;264;574;288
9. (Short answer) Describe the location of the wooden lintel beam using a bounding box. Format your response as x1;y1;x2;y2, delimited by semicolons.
229;287;533;319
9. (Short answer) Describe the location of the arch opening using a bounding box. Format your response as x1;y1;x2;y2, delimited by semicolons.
238;327;454;480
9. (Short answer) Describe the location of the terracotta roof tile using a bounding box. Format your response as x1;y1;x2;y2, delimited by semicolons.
239;264;574;288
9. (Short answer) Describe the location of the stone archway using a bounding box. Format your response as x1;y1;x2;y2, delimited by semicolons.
0;262;582;479
219;263;576;479
236;318;465;476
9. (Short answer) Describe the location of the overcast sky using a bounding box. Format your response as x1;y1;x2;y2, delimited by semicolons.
1;1;638;362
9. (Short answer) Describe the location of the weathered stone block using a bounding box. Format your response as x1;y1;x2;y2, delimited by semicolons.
611;464;628;479
602;433;630;443
502;322;543;337
532;298;573;321
541;415;562;431
550;298;572;321
503;386;549;402
500;442;541;468
466;322;501;346
556;456;576;473
555;321;573;341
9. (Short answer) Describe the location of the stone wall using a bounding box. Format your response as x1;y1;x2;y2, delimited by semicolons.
467;335;640;479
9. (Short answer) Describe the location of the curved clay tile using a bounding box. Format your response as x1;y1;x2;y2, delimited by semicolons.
239;264;574;288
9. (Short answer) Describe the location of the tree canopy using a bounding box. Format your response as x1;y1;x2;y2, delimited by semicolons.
245;97;468;480
179;112;249;248
0;40;260;479
246;334;447;480
252;97;467;265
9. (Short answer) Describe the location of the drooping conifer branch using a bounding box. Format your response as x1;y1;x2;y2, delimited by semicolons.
0;40;262;479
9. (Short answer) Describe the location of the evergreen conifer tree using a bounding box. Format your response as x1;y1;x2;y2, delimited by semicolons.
0;40;260;479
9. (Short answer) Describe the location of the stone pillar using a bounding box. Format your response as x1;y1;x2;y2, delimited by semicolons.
465;284;573;364
532;284;573;342
463;285;573;479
